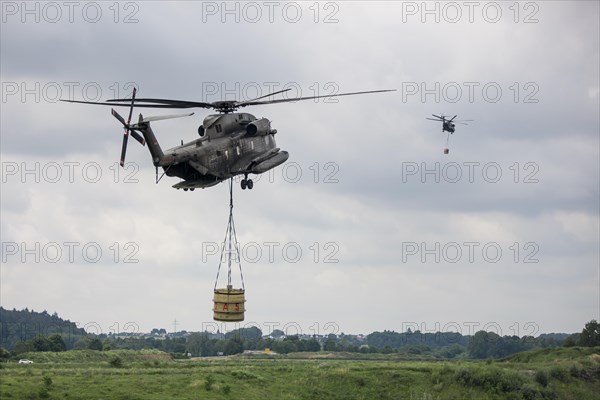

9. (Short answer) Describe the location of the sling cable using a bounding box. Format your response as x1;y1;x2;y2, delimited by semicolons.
213;178;246;322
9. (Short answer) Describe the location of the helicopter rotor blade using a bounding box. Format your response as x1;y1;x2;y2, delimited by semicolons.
449;115;457;122
106;97;215;109
432;114;444;119
119;130;129;167
111;89;146;166
239;89;396;107
130;131;146;145
126;87;137;126
112;108;145;145
426;117;443;121
62;99;198;108
120;88;138;164
111;108;127;127
128;111;195;143
140;112;195;123
64;88;397;113
235;89;292;107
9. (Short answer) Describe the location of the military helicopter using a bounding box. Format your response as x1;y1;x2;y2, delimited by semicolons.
425;114;473;154
426;114;473;154
62;88;394;191
426;114;473;134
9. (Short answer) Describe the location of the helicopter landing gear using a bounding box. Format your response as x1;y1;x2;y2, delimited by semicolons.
241;175;253;190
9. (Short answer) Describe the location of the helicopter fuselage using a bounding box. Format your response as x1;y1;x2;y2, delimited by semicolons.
443;121;455;134
136;112;288;190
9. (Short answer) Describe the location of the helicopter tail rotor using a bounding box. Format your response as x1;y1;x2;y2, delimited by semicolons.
111;88;145;167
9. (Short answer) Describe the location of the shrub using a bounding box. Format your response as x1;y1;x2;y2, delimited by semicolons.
38;387;50;399
520;383;543;400
43;376;53;387
534;369;549;387
569;364;583;378
231;370;260;380
549;366;568;382
204;375;215;391
109;355;123;368
455;367;472;385
455;366;525;393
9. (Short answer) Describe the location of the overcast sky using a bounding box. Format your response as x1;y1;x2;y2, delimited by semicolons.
1;1;598;338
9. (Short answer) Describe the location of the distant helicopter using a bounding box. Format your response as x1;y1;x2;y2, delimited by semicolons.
426;114;473;154
63;88;395;191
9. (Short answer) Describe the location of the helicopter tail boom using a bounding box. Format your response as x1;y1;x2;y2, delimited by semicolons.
134;117;164;166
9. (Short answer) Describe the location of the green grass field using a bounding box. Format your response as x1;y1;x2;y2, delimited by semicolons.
1;348;599;400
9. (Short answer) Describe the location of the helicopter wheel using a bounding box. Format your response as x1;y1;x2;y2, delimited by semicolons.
190;188;195;191
183;188;188;191
241;174;253;190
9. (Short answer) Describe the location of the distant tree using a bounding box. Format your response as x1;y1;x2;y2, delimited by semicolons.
225;326;262;341
381;345;394;354
579;320;600;347
224;337;244;355
563;334;579;347
366;330;403;349
271;329;285;338
73;338;88;350
439;344;466;359
31;335;51;352
468;331;536;359
48;334;66;352
13;340;33;355
0;347;10;360
186;333;203;357
163;337;186;353
187;333;215;357
323;338;338;352
273;340;296;354
468;331;494;359
406;344;429;355
88;337;103;351
302;339;321;352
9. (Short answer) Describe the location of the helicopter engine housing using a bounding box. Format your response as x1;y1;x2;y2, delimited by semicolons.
246;118;271;137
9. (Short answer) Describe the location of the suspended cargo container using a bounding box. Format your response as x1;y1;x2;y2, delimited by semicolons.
213;286;246;322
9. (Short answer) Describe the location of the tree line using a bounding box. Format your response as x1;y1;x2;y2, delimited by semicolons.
0;307;85;351
2;307;598;360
